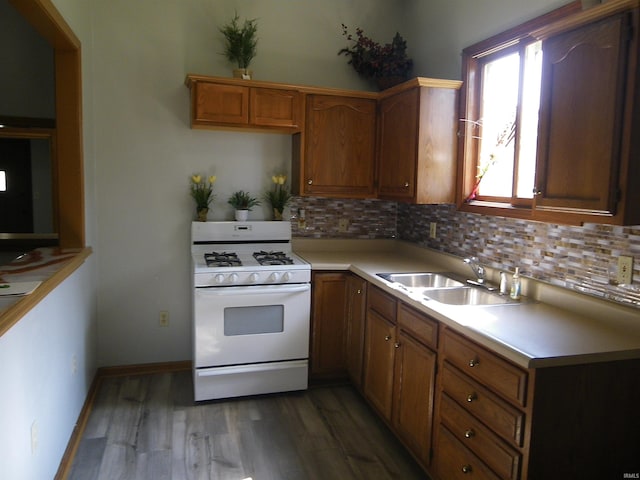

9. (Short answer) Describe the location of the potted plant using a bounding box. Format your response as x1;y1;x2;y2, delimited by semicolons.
190;174;217;221
338;24;413;90
264;174;292;221
228;190;261;221
219;12;258;79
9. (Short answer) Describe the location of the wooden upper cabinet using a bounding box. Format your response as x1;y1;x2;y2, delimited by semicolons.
249;87;300;129
377;79;462;203
185;75;301;133
532;1;640;225
292;93;377;198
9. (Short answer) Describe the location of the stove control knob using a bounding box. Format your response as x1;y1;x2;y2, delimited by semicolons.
282;272;292;282
270;272;281;282
214;274;225;284
249;273;260;283
229;273;239;283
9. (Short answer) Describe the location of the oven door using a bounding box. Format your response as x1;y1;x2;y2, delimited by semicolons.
193;283;311;368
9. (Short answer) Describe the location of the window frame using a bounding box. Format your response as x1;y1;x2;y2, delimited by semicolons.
456;1;583;219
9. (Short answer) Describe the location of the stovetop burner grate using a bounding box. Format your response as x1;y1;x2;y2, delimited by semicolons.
204;251;242;267
253;250;294;266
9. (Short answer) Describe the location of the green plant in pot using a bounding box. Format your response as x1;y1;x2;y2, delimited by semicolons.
219;12;258;79
228;190;261;221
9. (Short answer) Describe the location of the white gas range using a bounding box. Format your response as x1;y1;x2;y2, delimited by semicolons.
191;221;311;401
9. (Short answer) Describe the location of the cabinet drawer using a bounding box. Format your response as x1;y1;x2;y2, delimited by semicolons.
442;329;528;407
368;286;397;322
441;364;524;446
440;394;521;480
435;424;502;480
398;303;437;349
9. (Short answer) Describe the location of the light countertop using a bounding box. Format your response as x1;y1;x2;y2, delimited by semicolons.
293;239;640;369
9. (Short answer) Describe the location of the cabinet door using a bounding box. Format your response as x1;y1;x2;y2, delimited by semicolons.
363;309;396;421
303;95;377;197
193;82;249;125
393;330;437;467
345;275;367;388
310;272;348;379
534;13;629;216
377;88;419;200
250;87;300;129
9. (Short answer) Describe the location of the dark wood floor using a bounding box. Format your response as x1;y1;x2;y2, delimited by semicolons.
68;371;429;480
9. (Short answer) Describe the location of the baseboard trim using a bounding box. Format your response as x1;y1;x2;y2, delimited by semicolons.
54;360;192;479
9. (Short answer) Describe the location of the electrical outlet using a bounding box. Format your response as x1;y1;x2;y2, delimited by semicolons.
617;256;633;285
31;421;38;455
429;222;437;239
338;218;349;233
159;310;169;327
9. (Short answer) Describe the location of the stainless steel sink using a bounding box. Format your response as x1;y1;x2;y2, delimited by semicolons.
423;287;519;306
377;272;465;289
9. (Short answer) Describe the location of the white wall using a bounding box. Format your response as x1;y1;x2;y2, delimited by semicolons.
403;0;593;79
0;259;96;480
88;0;405;366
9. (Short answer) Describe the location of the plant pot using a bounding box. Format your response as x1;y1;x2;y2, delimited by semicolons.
235;209;249;221
376;76;406;91
196;207;209;222
273;208;283;221
232;68;253;79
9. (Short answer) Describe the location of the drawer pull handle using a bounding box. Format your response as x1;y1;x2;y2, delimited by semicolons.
394;342;401;349
469;358;480;367
384;335;391;341
404;181;410;188
462;465;473;474
466;393;477;403
464;429;475;439
356;289;362;294
307;179;313;185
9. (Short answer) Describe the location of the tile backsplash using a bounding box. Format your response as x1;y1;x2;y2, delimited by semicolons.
289;196;640;309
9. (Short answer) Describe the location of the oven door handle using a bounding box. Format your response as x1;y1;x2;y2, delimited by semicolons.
195;284;310;295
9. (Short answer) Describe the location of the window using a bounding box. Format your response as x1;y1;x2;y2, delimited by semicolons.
458;1;582;214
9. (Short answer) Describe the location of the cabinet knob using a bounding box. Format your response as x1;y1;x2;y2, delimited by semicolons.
464;429;475;439
404;181;409;188
462;465;473;474
356;289;362;294
466;393;477;403
307;179;313;185
533;188;542;196
468;358;480;367
384;335;391;341
394;342;401;349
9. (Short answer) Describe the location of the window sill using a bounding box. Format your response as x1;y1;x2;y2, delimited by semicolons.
458;200;534;220
0;246;92;337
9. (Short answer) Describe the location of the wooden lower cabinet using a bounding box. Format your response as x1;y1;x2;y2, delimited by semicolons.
313;276;640;479
345;274;367;388
363;285;438;469
309;272;348;379
392;329;437;467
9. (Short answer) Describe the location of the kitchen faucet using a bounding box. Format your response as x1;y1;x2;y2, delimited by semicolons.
464;257;486;284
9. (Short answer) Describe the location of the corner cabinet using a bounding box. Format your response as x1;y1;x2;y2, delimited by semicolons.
185;75;301;133
531;0;640;225
309;272;348;380
292;92;377;198
377;78;462;203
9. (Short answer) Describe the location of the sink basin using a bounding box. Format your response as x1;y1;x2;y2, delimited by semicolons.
377;272;465;289
423;287;518;306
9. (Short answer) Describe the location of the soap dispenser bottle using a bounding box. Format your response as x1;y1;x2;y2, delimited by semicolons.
510;267;521;300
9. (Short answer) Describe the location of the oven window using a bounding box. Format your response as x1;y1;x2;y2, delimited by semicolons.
224;305;284;335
